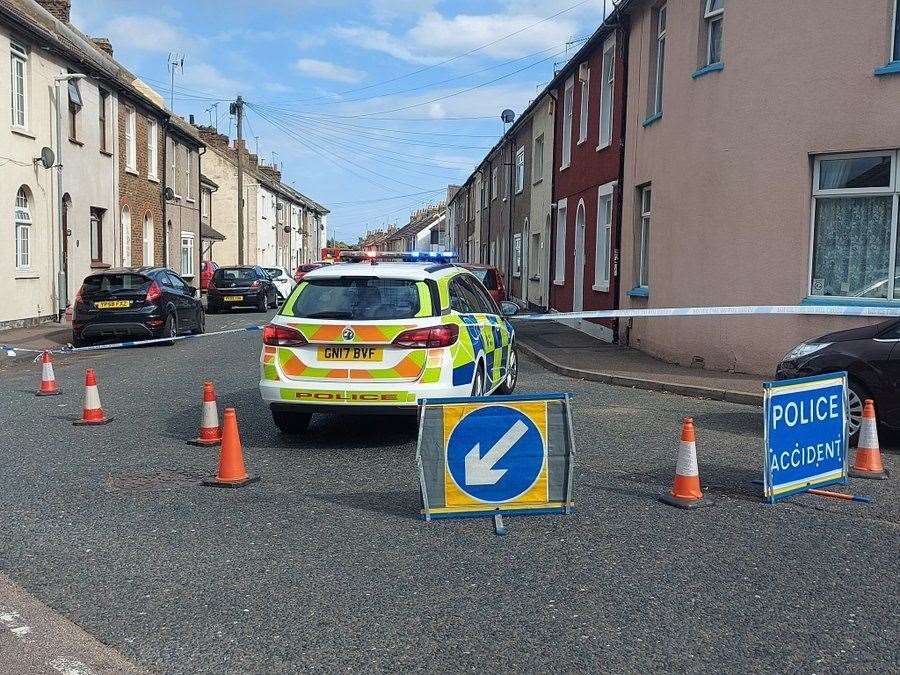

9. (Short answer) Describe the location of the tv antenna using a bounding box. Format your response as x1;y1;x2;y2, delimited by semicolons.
167;53;184;110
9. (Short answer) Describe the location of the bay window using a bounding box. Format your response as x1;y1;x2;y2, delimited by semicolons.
810;151;899;301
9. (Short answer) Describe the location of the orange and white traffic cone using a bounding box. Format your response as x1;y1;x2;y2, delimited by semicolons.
36;351;60;396
849;400;887;479
73;368;112;426
189;381;223;446
661;417;709;509
202;408;259;488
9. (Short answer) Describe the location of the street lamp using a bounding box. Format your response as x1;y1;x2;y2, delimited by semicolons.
54;72;86;320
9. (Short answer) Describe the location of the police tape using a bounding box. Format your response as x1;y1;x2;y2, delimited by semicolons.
2;324;264;358
511;304;900;321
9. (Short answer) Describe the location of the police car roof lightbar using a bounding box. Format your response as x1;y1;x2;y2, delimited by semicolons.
340;251;458;264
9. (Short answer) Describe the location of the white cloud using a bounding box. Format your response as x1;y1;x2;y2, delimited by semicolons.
368;0;438;23
294;58;365;84
103;15;198;54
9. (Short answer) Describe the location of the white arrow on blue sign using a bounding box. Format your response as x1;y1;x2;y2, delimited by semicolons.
447;407;545;503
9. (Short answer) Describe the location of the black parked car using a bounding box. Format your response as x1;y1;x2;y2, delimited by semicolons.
72;267;205;347
207;266;279;313
776;318;900;440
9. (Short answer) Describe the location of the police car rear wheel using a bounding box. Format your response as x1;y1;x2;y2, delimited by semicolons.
496;348;518;395
847;381;867;443
471;365;485;397
272;410;312;435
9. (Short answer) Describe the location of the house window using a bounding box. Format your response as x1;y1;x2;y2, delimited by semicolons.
599;36;616;149
143;215;154;265
10;42;27;129
529;231;542;280
67;77;82;141
704;0;725;66
513;233;522;277
578;64;589;144
561;77;574;168
181;232;195;277
491;166;498;200
649;5;667;117
14;187;31;269
893;0;900;62
99;90;109;151
90;207;105;263
185;147;194;200
595;190;614;290
533;134;544;182
430;227;440;246
810;151;899;301
637;186;652;288
515;146;525;193
147;120;158;179
125;107;136;172
554;200;568;284
121;206;131;267
479;175;486;209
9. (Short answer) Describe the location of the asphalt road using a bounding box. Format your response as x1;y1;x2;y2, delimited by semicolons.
0;310;897;673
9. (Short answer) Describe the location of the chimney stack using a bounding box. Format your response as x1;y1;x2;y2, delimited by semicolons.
90;37;113;57
36;0;71;23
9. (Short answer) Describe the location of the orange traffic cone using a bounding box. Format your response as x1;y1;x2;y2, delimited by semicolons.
202;408;259;488
73;368;112;425
849;400;887;479
36;351;60;396
661;417;709;509
189;381;223;446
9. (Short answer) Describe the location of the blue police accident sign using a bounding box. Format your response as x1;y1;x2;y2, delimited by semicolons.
446;406;544;503
415;394;576;520
763;372;849;503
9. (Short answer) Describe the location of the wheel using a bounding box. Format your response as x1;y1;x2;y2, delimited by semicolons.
72;335;88;348
495;348;518;395
272;410;311;435
847;380;869;445
269;290;278;309
470;363;485;397
161;314;177;345
256;294;268;313
191;308;205;335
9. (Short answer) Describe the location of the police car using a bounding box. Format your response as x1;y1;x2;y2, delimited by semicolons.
259;253;519;434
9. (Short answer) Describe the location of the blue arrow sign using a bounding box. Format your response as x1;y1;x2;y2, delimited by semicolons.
446;406;544;503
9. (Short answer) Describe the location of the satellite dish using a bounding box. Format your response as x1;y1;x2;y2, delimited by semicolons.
164;187;175;200
38;147;55;169
500;109;516;124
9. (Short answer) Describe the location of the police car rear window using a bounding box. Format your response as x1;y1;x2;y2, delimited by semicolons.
470;269;497;290
287;278;423;320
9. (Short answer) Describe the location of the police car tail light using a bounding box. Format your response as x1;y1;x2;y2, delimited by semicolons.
262;324;308;347
393;324;459;348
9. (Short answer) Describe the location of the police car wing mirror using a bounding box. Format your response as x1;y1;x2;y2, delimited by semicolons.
499;301;519;317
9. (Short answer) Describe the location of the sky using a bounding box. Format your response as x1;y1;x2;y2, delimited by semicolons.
72;0;609;245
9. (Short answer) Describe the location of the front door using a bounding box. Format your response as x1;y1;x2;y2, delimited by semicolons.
573;202;586;318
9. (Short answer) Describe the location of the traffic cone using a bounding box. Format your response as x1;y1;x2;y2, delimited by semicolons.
202;408;259;488
36;351;60;396
849;400;887;479
660;417;709;509
189;381;223;446
73;368;112;426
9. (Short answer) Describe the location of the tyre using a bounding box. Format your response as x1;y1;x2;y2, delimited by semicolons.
161;314;177;345
256;294;268;313
272;410;312;435
72;335;88;348
847;379;869;445
470;363;486;397
495;347;518;395
191;308;206;335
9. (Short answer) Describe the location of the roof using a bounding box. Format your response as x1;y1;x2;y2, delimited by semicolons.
304;261;456;282
390;211;446;242
200;223;225;241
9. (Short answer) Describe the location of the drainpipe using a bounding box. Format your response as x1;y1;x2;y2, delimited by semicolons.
547;89;559;312
198;144;206;285
614;20;631;343
484;162;491;265
161;116;170;267
507;141;514;293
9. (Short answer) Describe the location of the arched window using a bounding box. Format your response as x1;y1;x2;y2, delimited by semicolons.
121;206;131;267
143;215;154;265
15;187;32;269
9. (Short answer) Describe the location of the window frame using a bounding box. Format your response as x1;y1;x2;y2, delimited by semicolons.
98;90;109;152
561;76;574;169
125;106;137;172
893;0;899;62
577;64;590;145
142;215;155;265
491;166;498;200
554;199;568;285
533;133;544;183
594;181;616;291
15;187;31;270
598;34;616;150
515;146;526;194
67;77;82;142
90;207;104;263
121;206;131;267
650;4;667;117
147;120;158;180
180;231;196;278
704;0;725;67
807;150;899;302
10;42;28;130
637;186;652;289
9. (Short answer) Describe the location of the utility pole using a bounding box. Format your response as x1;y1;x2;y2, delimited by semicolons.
232;95;245;264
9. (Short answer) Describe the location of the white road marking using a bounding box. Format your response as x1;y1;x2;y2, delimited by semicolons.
48;657;95;675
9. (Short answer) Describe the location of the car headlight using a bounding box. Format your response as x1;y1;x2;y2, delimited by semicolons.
782;342;831;362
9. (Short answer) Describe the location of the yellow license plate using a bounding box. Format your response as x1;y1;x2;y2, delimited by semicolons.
95;300;132;309
318;346;383;362
224;295;243;302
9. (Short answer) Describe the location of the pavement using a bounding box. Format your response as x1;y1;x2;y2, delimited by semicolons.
513;320;766;405
0;310;896;673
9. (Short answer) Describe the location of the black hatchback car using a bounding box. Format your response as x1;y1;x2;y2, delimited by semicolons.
72;268;205;347
207;266;279;313
776;318;900;439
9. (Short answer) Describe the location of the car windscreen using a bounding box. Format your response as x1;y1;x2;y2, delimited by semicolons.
469;269;497;290
213;268;257;283
81;273;151;297
287;278;424;320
